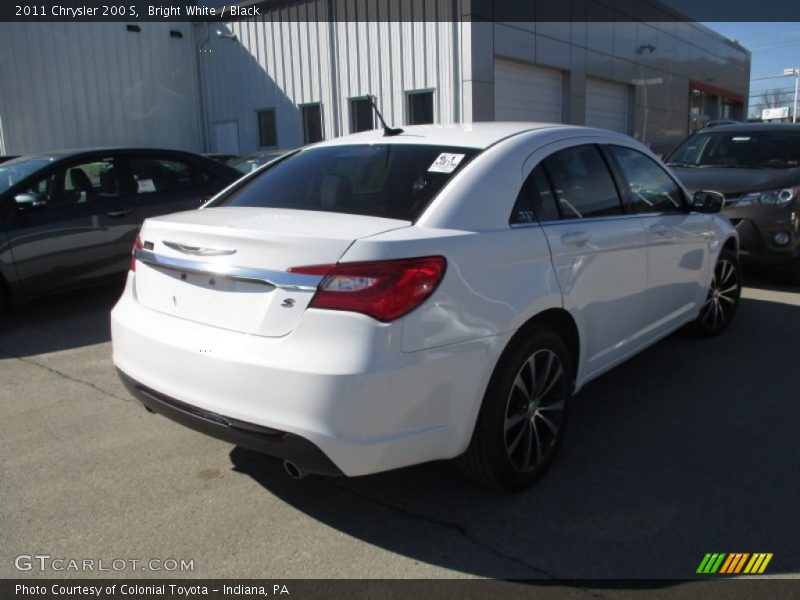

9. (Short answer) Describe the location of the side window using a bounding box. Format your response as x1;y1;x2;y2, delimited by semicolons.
528;165;560;222
21;157;119;209
128;158;196;195
510;188;535;225
510;165;559;225
542;145;623;219
606;145;686;214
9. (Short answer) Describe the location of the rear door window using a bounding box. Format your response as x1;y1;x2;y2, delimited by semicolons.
128;157;205;195
510;165;559;225
210;144;480;221
542;145;623;219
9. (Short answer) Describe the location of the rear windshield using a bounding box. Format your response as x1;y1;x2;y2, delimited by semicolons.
209;144;480;221
667;131;800;169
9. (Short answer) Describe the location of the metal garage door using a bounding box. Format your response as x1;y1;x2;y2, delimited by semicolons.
494;58;563;123
585;78;630;133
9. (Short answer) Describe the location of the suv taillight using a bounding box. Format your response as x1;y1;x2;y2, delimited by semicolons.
289;256;446;322
130;233;142;272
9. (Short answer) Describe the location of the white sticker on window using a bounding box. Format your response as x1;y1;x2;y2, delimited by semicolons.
428;153;465;173
137;179;156;193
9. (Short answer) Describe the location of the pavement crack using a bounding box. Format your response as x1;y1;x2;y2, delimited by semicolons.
322;482;609;597
0;347;130;403
324;480;567;581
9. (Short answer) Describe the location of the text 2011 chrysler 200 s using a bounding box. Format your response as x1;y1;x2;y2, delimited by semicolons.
112;123;739;490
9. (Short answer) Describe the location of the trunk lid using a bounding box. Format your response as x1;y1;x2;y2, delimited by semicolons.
133;207;410;336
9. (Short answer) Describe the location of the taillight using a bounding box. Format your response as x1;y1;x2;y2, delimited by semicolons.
130;233;143;272
289;256;446;322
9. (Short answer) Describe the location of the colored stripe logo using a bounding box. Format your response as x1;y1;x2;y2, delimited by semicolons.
697;553;773;575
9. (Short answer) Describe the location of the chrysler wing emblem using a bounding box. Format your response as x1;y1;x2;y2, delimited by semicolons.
163;241;237;257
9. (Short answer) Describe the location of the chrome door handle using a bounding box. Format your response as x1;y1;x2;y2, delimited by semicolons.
561;232;589;246
649;224;668;235
106;207;134;218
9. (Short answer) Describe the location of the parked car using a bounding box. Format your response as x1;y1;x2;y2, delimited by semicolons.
703;120;740;129
0;155;19;164
666;123;800;270
0;148;240;310
203;153;239;163
229;149;289;174
112;124;739;490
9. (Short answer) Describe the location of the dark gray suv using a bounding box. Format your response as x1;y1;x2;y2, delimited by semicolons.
0;148;240;310
666;124;800;271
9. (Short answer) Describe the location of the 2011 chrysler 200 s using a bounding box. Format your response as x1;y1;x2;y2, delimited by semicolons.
112;123;740;490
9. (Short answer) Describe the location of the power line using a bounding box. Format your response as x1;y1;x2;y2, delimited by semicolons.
749;40;800;52
751;75;796;82
749;86;796;93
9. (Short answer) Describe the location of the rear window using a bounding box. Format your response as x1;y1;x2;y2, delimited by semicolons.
209;144;480;221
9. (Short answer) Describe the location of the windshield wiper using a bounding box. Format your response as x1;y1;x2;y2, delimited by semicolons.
665;162;697;168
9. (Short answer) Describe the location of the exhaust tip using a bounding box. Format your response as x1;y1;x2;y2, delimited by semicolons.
283;460;304;480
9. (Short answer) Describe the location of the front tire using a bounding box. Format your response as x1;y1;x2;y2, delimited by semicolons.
457;326;572;491
692;248;741;336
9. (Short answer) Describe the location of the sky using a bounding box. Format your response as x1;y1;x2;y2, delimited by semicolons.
702;22;800;116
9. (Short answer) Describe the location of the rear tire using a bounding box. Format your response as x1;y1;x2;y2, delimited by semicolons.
691;248;741;336
457;326;573;491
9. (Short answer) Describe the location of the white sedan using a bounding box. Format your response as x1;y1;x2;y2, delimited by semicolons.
111;123;739;490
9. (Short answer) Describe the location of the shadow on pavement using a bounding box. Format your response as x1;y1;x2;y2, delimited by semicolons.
0;282;123;359
230;296;800;582
742;264;799;293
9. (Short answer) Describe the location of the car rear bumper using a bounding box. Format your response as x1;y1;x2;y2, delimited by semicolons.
118;369;343;476
111;274;505;477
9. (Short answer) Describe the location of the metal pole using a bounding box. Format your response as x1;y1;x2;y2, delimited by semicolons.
794;68;799;123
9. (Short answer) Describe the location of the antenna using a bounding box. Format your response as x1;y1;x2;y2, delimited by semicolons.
366;95;403;137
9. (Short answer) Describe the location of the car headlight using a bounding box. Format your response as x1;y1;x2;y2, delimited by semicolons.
735;187;798;208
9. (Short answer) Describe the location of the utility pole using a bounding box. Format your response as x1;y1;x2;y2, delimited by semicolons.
785;67;800;123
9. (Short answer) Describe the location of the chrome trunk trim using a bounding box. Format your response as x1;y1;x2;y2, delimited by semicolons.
133;249;322;291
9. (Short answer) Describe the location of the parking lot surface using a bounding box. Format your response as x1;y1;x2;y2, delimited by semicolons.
1;271;799;585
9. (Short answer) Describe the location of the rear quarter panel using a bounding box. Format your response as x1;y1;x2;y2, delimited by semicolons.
342;225;563;353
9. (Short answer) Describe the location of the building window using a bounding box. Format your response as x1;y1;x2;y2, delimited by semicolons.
407;90;434;125
257;109;277;147
301;103;324;144
350;98;375;133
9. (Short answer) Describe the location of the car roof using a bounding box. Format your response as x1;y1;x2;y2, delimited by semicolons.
699;123;800;133
315;122;577;150
11;147;203;162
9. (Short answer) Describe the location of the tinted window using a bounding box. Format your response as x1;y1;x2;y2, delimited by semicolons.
528;165;560;222
510;165;559;225
301;104;324;144
408;91;434;125
542;145;622;219
607;146;685;214
18;157;119;210
667;131;800;169
209;144;479;221
257;109;277;147
510;189;535;225
0;157;52;195
350;98;374;133
129;158;196;194
229;151;286;174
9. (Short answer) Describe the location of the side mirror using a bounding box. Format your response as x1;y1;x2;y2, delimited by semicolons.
692;190;725;214
14;192;45;209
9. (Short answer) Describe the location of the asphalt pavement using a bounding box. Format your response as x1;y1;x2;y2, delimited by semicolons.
1;269;799;593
